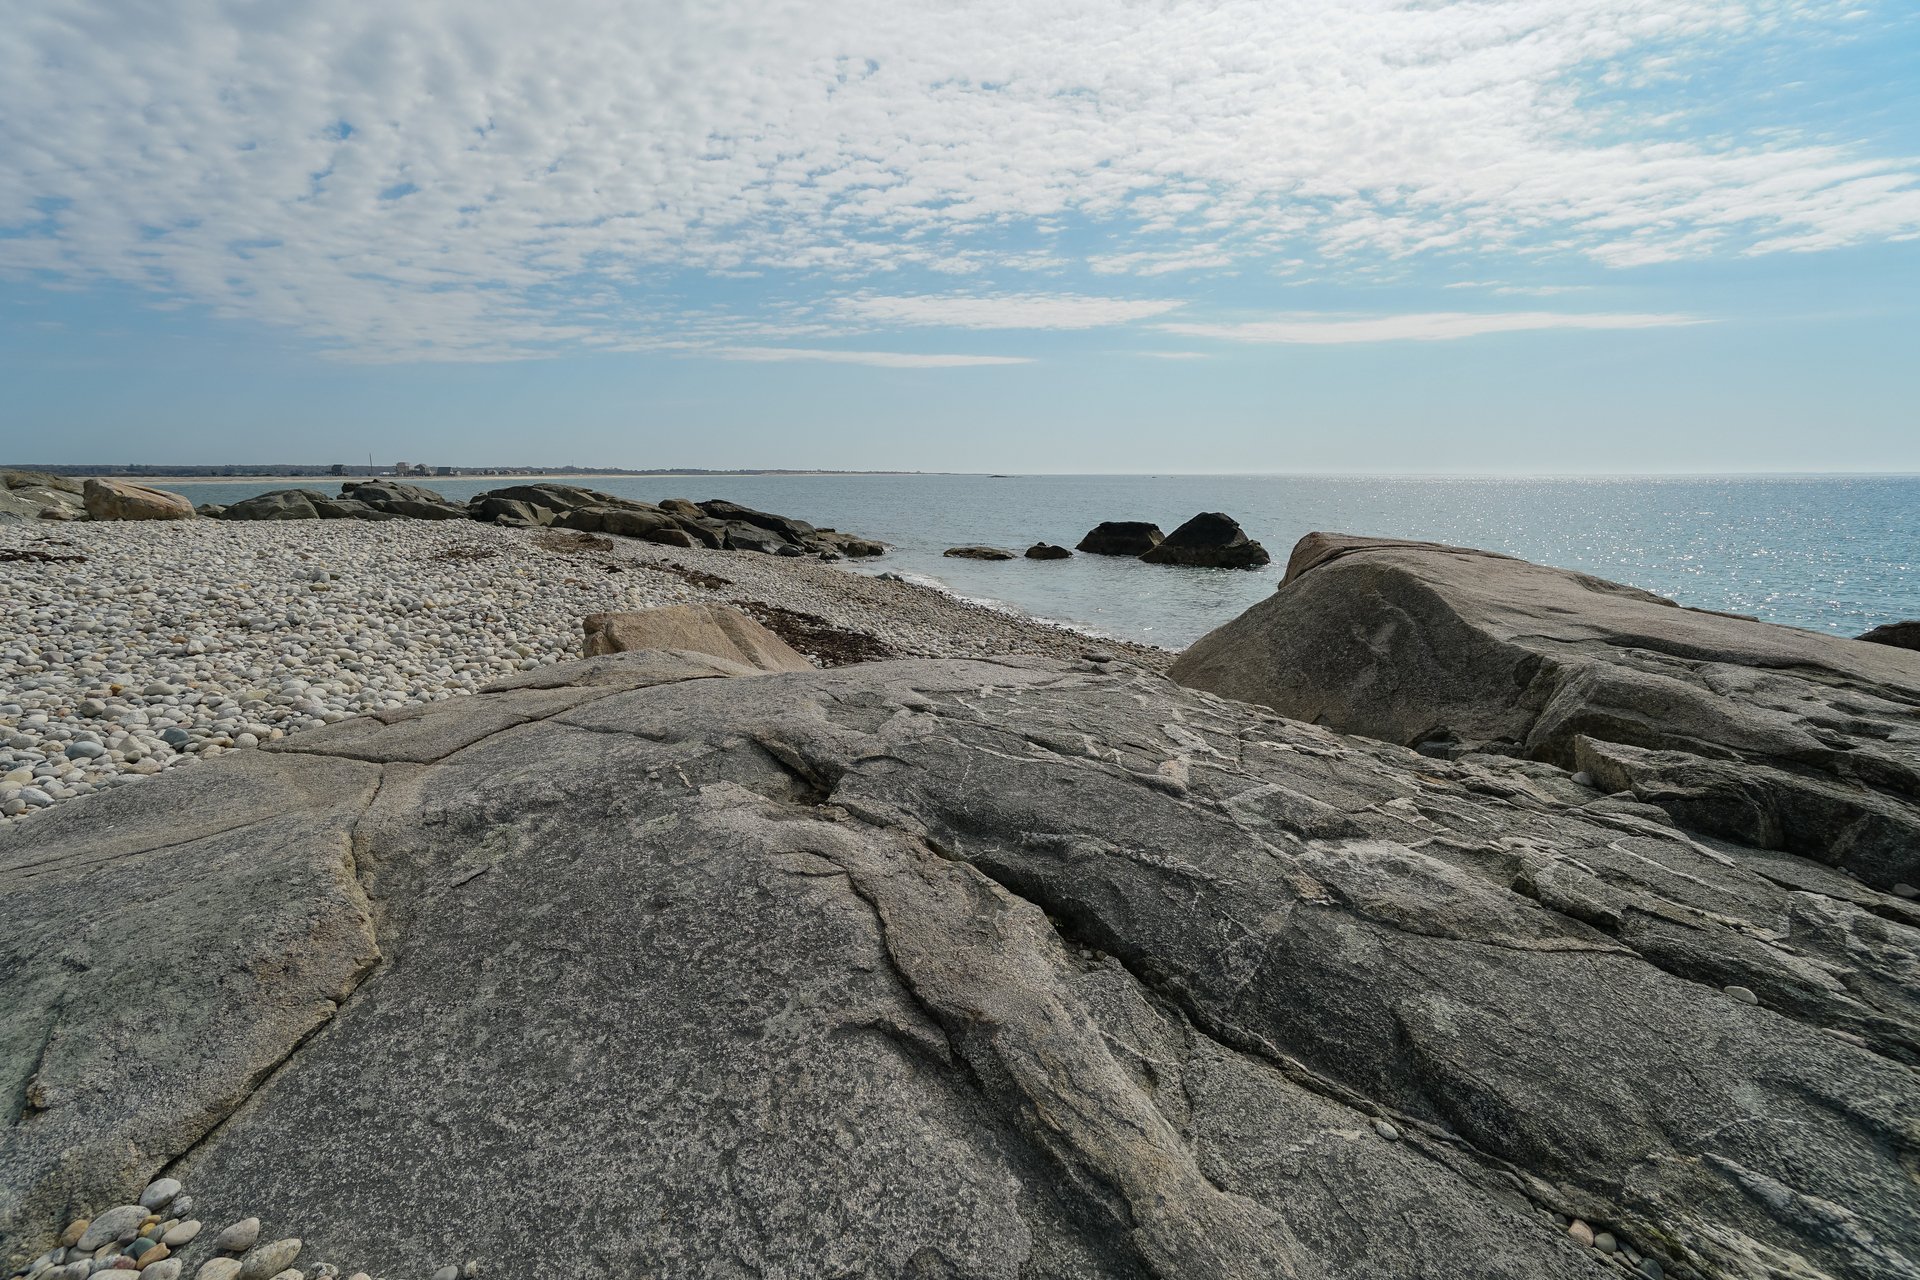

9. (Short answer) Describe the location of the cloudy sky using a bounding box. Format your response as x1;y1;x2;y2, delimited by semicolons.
3;0;1916;471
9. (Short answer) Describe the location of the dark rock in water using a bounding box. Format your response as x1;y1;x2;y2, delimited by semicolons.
1171;531;1920;890
1025;543;1072;560
220;489;330;521
1859;620;1920;651
1140;512;1270;569
1076;520;1164;556
943;545;1017;561
339;482;467;521
3;651;1915;1279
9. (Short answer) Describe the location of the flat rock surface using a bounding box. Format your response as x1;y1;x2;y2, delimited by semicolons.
3;652;1916;1279
1172;531;1920;891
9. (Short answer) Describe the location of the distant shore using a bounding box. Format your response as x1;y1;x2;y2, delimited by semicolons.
8;469;935;485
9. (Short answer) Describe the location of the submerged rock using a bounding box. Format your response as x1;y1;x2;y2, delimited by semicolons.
4;648;1915;1278
1171;531;1920;890
942;545;1017;560
1139;512;1270;569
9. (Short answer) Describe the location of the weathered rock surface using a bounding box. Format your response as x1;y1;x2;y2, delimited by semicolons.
0;474;85;523
1859;620;1920;652
337;482;467;521
219;490;330;521
1172;532;1920;892
79;479;194;522
1139;512;1270;569
943;545;1017;561
5;649;1916;1279
1076;520;1164;556
580;605;813;673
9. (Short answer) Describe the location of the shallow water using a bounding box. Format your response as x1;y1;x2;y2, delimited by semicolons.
163;473;1920;648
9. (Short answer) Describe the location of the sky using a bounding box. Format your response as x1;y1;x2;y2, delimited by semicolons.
2;0;1917;473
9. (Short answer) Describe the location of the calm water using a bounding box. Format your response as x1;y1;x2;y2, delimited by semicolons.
164;474;1920;648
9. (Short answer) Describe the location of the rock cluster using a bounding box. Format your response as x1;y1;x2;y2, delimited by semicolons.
0;474;85;524
4;640;1914;1278
1076;514;1268;568
1172;531;1920;892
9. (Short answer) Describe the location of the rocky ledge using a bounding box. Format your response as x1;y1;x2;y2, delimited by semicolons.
5;586;1917;1278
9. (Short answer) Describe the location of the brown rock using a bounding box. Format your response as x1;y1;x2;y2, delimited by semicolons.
581;605;813;673
1025;543;1071;560
1858;620;1920;652
81;479;195;521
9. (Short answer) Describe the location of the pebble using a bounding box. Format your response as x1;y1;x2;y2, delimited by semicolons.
134;1245;170;1269
236;1239;300;1280
195;1261;241;1280
1568;1220;1594;1247
1371;1119;1400;1141
60;1221;90;1249
162;1222;201;1248
213;1220;260;1253
1593;1231;1619;1254
125;1240;155;1261
1725;985;1759;1005
1638;1260;1664;1278
79;1207;148;1252
0;518;1159;825
266;1273;302;1280
431;1268;458;1280
1892;882;1917;899
142;1265;181;1280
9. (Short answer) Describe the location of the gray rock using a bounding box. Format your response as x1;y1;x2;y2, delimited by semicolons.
236;1239;299;1280
337;482;466;521
430;1269;457;1280
161;1221;200;1247
81;479;195;522
139;1176;181;1209
64;742;106;760
1593;1232;1618;1254
1725;985;1759;1005
1139;512;1270;569
195;1258;242;1280
942;545;1017;561
1025;543;1072;560
142;1262;181;1280
219;490;329;521
3;652;1916;1280
1171;532;1920;891
1075;520;1164;556
75;1207;145;1252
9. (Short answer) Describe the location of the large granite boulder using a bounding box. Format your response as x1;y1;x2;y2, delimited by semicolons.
1076;520;1164;556
4;652;1916;1279
0;472;82;497
339;481;467;521
1171;532;1920;891
219;489;329;520
0;473;85;523
581;605;813;672
80;479;194;521
696;498;817;545
1139;512;1270;569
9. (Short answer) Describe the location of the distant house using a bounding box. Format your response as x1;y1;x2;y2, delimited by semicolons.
329;463;347;476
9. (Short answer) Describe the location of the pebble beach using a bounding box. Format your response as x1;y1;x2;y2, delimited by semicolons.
0;517;1168;822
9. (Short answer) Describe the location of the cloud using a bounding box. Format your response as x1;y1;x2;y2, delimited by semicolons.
834;292;1182;329
0;0;1912;360
1162;311;1705;344
709;347;1032;367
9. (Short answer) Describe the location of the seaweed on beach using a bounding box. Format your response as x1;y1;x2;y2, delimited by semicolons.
657;561;732;590
433;543;502;562
1;544;87;565
738;601;896;667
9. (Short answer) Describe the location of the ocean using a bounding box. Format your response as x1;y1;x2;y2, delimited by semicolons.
161;473;1919;649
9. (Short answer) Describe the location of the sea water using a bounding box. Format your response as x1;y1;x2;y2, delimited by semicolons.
164;473;1920;648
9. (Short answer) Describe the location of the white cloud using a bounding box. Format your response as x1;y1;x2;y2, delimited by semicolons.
0;0;1911;359
835;292;1182;329
710;347;1031;367
1162;311;1704;344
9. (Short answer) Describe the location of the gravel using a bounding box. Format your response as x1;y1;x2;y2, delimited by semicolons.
1;519;1168;823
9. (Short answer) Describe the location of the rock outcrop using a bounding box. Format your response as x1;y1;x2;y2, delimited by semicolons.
1171;532;1920;891
1076;520;1164;556
1860;620;1920;652
0;474;85;524
1025;542;1071;560
5;649;1916;1280
581;605;813;673
943;545;1017;561
338;482;468;521
78;480;194;522
1139;512;1270;569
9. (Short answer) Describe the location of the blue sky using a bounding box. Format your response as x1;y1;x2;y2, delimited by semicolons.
2;0;1916;472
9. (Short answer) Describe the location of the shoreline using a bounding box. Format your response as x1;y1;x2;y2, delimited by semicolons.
0;518;1167;821
26;471;937;486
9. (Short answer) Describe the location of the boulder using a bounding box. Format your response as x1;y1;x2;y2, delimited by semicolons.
2;471;83;496
219;489;328;521
558;506;693;547
311;498;399;521
1139;512;1270;569
1025;543;1072;560
1171;532;1920;890
471;496;553;528
338;482;467;521
581;605;813;673
943;545;1017;561
80;479;195;521
0;491;47;523
1859;620;1920;651
1075;520;1164;556
814;530;886;558
3;653;1916;1279
695;499;816;545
